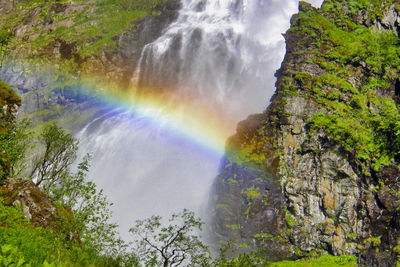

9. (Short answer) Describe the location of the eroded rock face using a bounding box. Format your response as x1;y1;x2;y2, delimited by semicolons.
0;178;56;227
0;0;181;127
210;1;400;263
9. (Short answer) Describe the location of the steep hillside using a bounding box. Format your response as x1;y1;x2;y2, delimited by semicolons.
0;0;180;84
210;0;400;265
0;0;180;127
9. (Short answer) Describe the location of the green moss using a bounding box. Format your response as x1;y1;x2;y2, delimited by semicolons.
283;0;400;173
235;140;266;165
226;224;242;230
285;214;296;229
244;186;261;200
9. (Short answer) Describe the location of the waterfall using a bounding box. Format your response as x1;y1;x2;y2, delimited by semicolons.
136;0;297;118
77;0;323;239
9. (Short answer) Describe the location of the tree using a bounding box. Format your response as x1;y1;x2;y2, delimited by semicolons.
4;120;33;178
0;79;22;181
48;154;126;257
129;209;211;267
28;125;125;257
29;123;78;192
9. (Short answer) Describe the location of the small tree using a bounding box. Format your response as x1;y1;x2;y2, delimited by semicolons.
49;154;126;257
0;79;23;181
29;124;78;192
28;125;126;257
6;120;33;178
130;209;211;267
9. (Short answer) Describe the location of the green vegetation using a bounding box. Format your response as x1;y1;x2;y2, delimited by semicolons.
129;209;210;266
0;28;12;70
0;197;121;266
270;254;357;267
29;124;78;191
244;186;261;200
282;0;400;174
284;214;296;229
2;0;168;60
0;80;361;266
213;250;356;267
214;250;270;266
0;0;394;265
29;125;125;257
0;78;126;265
0;80;22;180
228;130;271;167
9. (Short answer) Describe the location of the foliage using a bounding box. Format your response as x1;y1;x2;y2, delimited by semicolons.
7;121;34;178
26;124;125;258
129;209;211;267
0;197;114;266
284;0;400;173
0;28;12;70
212;245;269;267
0;119;32;181
0;244;31;267
244;186;261;200
270;254;357;267
211;245;352;266
0;79;21;181
49;154;126;257
214;253;269;267
29;123;77;191
284;214;296;229
228;129;269;167
0;78;125;265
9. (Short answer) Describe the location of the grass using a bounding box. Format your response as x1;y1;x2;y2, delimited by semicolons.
2;0;168;61
271;254;357;267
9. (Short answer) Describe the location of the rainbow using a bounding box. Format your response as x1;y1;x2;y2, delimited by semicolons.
10;64;237;157
82;83;235;156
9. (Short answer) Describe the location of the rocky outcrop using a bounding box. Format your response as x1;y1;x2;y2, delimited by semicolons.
210;1;400;264
0;178;56;228
0;178;80;242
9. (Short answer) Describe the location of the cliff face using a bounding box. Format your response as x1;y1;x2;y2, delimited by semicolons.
0;0;180;85
211;1;400;264
0;0;180;127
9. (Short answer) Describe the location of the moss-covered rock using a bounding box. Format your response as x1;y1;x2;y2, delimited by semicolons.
210;0;400;264
0;178;56;228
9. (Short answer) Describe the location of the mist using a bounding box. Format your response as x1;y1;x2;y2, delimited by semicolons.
77;0;324;240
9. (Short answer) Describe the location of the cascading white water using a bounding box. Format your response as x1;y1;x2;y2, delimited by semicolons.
77;0;323;239
137;0;297;118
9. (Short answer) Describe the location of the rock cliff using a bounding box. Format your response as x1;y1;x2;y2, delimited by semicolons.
0;0;180;127
210;1;400;265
